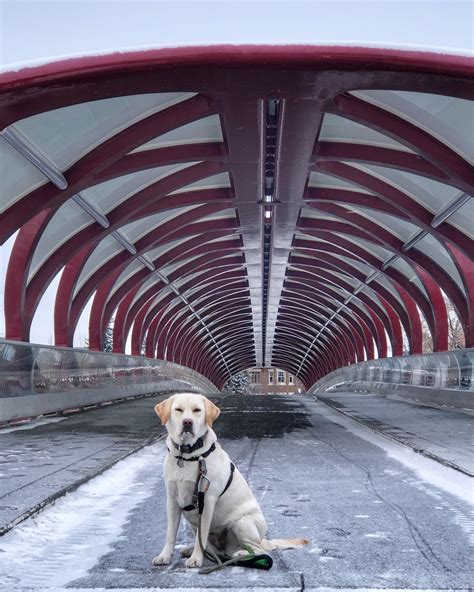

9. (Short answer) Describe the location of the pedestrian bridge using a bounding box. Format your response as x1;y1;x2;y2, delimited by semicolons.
0;14;474;590
0;44;473;420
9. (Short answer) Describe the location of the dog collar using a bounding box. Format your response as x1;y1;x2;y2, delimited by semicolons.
167;441;217;467
171;431;208;455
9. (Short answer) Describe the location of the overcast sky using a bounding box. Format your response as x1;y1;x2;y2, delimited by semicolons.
1;0;473;70
0;0;472;346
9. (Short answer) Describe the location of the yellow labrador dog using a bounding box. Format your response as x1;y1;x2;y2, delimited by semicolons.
152;393;309;568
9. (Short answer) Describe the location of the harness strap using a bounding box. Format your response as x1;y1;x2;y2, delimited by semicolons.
182;462;235;512
220;462;235;497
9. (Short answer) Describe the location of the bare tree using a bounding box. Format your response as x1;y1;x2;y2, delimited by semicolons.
419;309;433;353
419;296;465;353
447;301;465;349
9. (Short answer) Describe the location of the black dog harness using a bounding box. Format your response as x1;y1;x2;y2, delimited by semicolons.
167;435;235;513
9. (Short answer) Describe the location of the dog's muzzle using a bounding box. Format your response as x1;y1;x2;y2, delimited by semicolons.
182;419;194;435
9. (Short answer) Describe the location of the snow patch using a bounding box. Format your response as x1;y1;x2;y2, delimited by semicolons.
0;416;67;434
316;402;474;507
0;441;165;588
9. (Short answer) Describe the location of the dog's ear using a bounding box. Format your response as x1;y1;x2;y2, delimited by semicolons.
154;397;173;425
203;396;221;426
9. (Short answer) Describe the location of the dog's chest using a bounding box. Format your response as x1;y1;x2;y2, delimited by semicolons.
166;457;198;503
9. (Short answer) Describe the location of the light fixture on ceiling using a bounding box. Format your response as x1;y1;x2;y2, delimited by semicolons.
154;270;169;284
431;192;471;228
402;229;427;253
365;270;381;284
137;255;155;271
112;230;137;255
72;193;110;229
381;254;399;271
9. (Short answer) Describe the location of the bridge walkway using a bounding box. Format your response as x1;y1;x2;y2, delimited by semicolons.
0;394;472;591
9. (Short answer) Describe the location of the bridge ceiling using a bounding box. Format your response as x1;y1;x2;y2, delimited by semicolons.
0;47;472;389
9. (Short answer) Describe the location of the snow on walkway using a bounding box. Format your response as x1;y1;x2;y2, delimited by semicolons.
0;441;165;588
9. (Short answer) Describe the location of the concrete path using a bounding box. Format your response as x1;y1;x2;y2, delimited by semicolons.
0;394;472;591
316;391;474;475
0;394;167;534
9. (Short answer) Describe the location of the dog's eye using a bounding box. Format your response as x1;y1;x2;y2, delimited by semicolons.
192;408;201;413
175;408;183;413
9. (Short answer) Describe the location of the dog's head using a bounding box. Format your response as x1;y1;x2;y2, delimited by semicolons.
154;393;220;441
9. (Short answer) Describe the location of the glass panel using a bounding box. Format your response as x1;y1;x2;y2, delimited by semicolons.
447;198;474;239
34;347;62;393
170;172;231;194
58;349;83;391
110;259;146;299
0;343;36;396
308;347;474;395
132;279;170;306
132;115;223;152
14;93;195;171
0;340;217;419
319;112;415;152
73;235;122;298
351;91;474;165
416;233;465;294
81;162;197;214
308;170;371;193
351;163;461;215
391;258;428;299
345;204;420;241
28;200;92;280
0;137;48;213
81;352;101;388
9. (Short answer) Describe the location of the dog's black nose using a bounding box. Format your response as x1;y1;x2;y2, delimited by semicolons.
182;419;193;432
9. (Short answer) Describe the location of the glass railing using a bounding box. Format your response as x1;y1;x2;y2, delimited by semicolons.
0;340;218;422
308;348;474;394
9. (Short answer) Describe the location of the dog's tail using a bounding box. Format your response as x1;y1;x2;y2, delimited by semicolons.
261;537;310;551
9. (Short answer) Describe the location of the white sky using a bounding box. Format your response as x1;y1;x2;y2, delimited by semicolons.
0;0;472;346
1;0;473;69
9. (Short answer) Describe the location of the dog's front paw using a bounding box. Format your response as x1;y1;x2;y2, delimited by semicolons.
152;553;171;566
185;554;203;568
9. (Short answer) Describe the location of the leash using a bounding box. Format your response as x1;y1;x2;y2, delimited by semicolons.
192;456;273;574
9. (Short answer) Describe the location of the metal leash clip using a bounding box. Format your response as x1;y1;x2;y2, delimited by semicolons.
198;474;210;493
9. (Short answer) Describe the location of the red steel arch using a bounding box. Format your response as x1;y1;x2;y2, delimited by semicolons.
0;46;472;389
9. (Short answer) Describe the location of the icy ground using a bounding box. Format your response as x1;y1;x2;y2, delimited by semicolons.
0;395;472;591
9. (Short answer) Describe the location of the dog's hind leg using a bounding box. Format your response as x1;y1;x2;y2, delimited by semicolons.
227;515;267;557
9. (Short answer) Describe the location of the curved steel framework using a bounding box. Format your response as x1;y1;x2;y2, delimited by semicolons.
0;46;472;389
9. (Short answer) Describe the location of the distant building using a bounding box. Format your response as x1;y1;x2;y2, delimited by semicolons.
247;367;305;395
